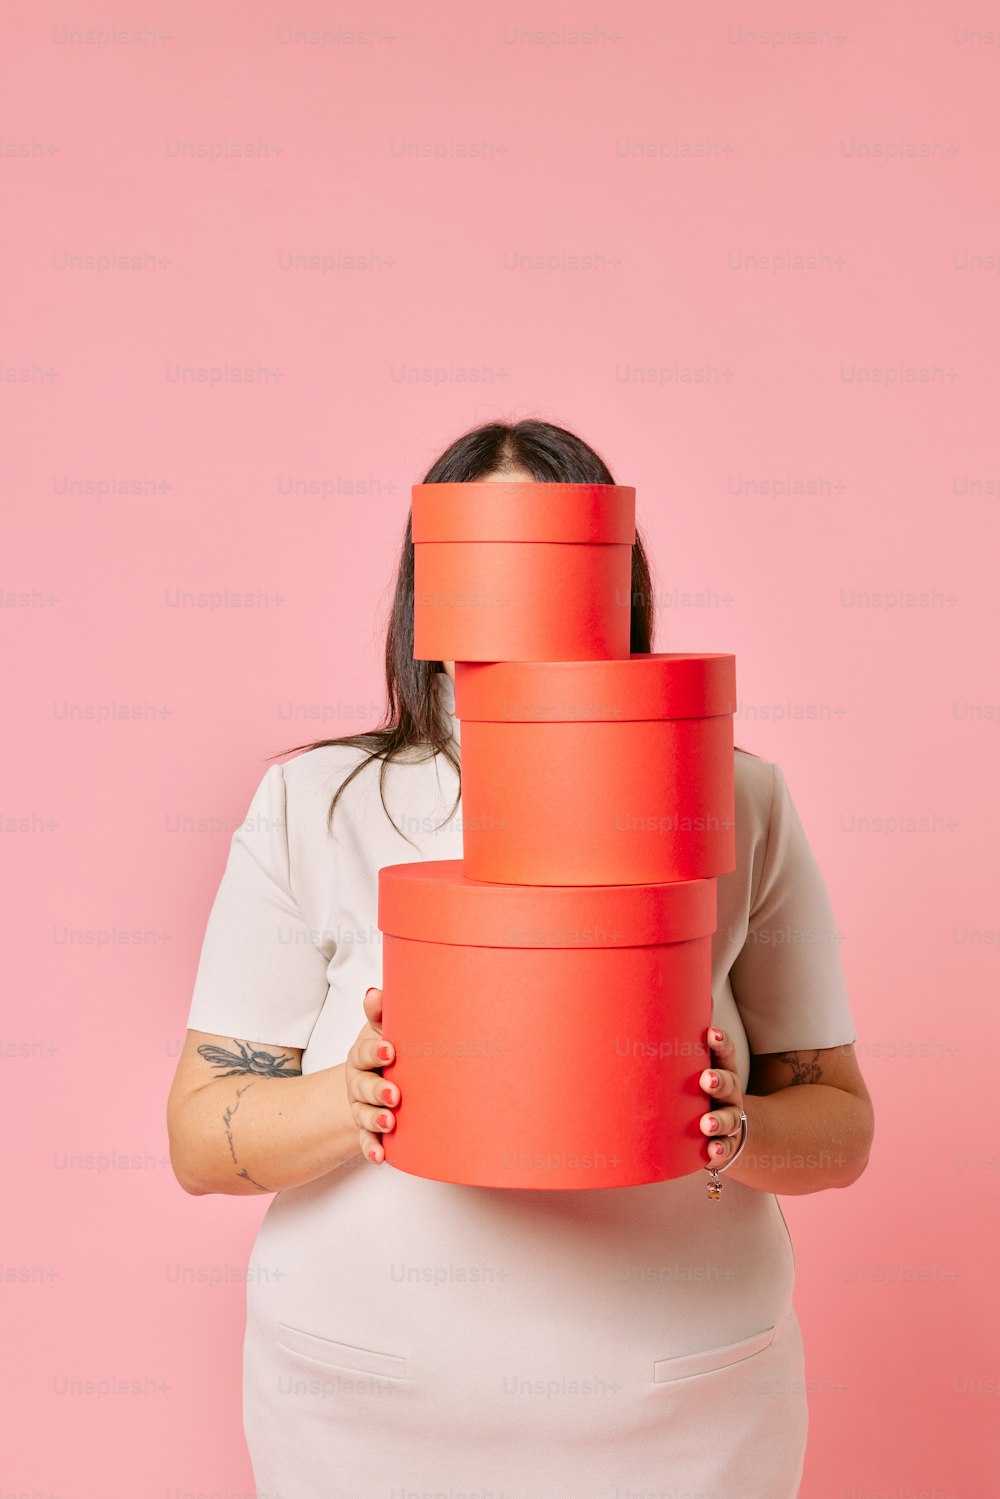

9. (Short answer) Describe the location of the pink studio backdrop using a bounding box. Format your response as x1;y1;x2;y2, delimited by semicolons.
2;2;995;1495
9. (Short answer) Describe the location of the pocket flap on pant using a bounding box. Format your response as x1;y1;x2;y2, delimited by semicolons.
653;1323;776;1384
276;1321;407;1381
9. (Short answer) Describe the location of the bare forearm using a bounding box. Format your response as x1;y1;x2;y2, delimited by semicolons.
724;1084;873;1195
173;1065;360;1196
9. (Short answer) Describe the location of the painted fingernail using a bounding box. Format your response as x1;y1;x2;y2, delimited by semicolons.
706;1117;719;1131
377;1045;392;1061
368;1148;380;1162
380;1086;395;1103
377;1113;391;1129
711;1143;724;1155
711;1029;724;1043
706;1073;719;1088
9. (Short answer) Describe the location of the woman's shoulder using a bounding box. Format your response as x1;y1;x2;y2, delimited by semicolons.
731;748;789;901
279;738;381;786
733;745;777;829
275;741;387;821
276;736;449;838
279;736;442;790
731;746;832;924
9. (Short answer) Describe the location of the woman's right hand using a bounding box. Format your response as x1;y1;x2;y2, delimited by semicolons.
345;985;399;1165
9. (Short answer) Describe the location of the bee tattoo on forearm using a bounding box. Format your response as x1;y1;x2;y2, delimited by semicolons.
196;1039;303;1078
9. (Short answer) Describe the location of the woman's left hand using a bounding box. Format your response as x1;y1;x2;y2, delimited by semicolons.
699;1026;746;1167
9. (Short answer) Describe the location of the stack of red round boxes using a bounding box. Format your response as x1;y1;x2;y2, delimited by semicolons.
377;481;736;1190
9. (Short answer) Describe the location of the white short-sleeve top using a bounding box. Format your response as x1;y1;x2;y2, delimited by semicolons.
182;668;859;1409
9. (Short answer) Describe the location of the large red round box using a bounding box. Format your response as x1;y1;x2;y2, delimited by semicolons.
454;653;737;885
411;480;636;662
377;860;717;1190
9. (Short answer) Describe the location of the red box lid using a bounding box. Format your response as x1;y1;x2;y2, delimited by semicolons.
411;481;636;544
454;653;736;723
378;860;717;947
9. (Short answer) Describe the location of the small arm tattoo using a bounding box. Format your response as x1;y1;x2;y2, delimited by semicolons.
221;1080;273;1193
197;1039;302;1079
773;1049;824;1085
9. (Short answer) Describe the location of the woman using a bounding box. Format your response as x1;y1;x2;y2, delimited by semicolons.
167;418;875;1499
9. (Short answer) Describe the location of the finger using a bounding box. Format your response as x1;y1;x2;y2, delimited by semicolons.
349;1070;399;1108
699;1066;740;1103
364;986;383;1035
707;1026;738;1067
349;1028;394;1074
706;1128;738;1164
701;1105;744;1138
352;1100;396;1135
360;1127;385;1165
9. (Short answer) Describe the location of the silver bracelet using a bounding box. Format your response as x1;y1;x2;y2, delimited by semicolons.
704;1109;748;1200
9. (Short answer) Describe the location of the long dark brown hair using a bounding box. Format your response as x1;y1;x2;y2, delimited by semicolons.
275;418;750;843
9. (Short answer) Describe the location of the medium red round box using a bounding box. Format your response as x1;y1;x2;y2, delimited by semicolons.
453;653;737;885
377;860;717;1190
411;480;636;662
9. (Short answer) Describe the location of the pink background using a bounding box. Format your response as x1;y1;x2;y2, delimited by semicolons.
3;2;996;1494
